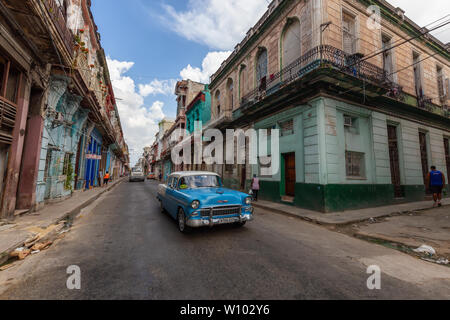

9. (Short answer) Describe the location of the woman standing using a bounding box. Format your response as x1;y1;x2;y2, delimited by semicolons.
251;174;260;201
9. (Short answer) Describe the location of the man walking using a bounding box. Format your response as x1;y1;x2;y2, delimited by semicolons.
426;166;446;207
103;171;110;187
251;174;260;202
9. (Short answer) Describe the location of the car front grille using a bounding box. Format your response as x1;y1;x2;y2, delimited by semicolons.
200;206;241;217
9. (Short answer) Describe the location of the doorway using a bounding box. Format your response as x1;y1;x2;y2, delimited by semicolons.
419;131;430;194
387;125;403;198
283;153;296;197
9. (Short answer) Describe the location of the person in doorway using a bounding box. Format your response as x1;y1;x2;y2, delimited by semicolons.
103;171;110;187
251;174;260;202
426;166;446;207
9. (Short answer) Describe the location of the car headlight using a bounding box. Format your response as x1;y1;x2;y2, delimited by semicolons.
245;197;252;205
191;200;200;209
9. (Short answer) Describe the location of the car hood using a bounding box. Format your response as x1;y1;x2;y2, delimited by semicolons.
180;188;248;206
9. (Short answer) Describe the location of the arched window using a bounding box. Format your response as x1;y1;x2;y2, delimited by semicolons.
282;18;301;69
215;90;221;118
227;78;234;110
256;48;268;89
239;65;246;101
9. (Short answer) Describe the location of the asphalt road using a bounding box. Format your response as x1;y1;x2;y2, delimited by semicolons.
0;180;449;299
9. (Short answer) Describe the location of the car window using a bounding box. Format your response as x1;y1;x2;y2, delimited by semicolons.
167;177;173;187
171;178;178;189
179;175;221;189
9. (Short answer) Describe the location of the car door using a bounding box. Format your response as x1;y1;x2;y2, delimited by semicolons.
165;177;178;218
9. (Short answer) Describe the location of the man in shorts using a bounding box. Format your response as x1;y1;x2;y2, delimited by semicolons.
426;166;446;207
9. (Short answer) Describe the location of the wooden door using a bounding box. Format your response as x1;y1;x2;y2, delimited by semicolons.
284;153;296;197
387;125;403;198
444;138;450;183
419;132;430;194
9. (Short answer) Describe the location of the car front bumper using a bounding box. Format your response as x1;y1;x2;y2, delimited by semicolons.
129;177;145;181
186;208;254;228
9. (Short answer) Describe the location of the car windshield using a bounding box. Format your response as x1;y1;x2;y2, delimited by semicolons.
132;168;142;173
179;175;221;189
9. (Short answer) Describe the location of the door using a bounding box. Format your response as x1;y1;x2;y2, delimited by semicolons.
387;125;403;198
419;132;430;194
444;138;450;183
240;165;246;191
283;153;296;197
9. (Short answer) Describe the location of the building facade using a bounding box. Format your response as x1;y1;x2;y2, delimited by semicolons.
0;0;129;218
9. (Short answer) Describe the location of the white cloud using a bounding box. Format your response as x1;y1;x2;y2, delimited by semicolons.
138;79;178;97
107;57;165;166
163;0;268;50
180;51;232;83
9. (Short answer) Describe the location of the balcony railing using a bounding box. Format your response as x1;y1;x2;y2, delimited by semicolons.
240;45;396;110
43;0;74;56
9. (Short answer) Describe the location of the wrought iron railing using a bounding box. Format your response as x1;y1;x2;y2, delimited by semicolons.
43;0;74;56
240;45;394;110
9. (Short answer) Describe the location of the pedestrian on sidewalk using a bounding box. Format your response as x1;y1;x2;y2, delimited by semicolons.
251;174;260;202
426;166;446;207
103;171;110;187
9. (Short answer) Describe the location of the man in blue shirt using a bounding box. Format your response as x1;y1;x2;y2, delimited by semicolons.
426;166;446;207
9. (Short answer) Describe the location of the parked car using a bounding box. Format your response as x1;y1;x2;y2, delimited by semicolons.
157;171;254;233
147;172;155;180
129;167;145;182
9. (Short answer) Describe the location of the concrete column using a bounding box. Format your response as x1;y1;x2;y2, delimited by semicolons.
1;76;31;218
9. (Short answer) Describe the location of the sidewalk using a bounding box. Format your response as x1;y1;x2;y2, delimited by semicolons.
252;198;450;226
0;178;125;265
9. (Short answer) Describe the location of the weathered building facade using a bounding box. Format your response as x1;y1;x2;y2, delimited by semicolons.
205;0;449;212
0;0;129;219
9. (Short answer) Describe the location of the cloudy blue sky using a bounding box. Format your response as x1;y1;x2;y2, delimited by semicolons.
91;0;450;165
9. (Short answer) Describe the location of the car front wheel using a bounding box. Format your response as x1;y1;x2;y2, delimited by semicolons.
177;209;190;233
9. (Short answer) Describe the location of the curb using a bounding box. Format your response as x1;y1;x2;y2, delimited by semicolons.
0;178;124;266
252;201;450;227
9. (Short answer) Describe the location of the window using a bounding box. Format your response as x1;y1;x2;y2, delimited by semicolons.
214;90;221;117
346;151;365;178
344;115;359;134
342;12;356;54
239;65;246;100
280;119;294;136
437;65;445;102
0;55;22;104
256;48;268;89
382;35;393;81
227;78;234;110
413;51;423;98
62;153;72;175
282;18;301;69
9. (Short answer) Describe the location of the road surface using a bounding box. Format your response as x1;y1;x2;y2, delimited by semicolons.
0;180;449;299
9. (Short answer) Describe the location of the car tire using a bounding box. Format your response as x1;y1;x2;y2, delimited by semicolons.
159;200;165;213
177;208;190;233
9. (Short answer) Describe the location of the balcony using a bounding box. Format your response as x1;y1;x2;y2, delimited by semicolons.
239;45;398;113
43;0;74;57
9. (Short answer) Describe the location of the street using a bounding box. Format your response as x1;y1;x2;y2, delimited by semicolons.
0;180;448;300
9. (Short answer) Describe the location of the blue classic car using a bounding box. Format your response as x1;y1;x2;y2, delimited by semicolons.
157;171;254;232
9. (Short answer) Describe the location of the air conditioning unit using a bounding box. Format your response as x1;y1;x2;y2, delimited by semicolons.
344;115;353;127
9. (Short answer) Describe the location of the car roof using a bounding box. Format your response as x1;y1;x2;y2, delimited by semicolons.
169;171;220;178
